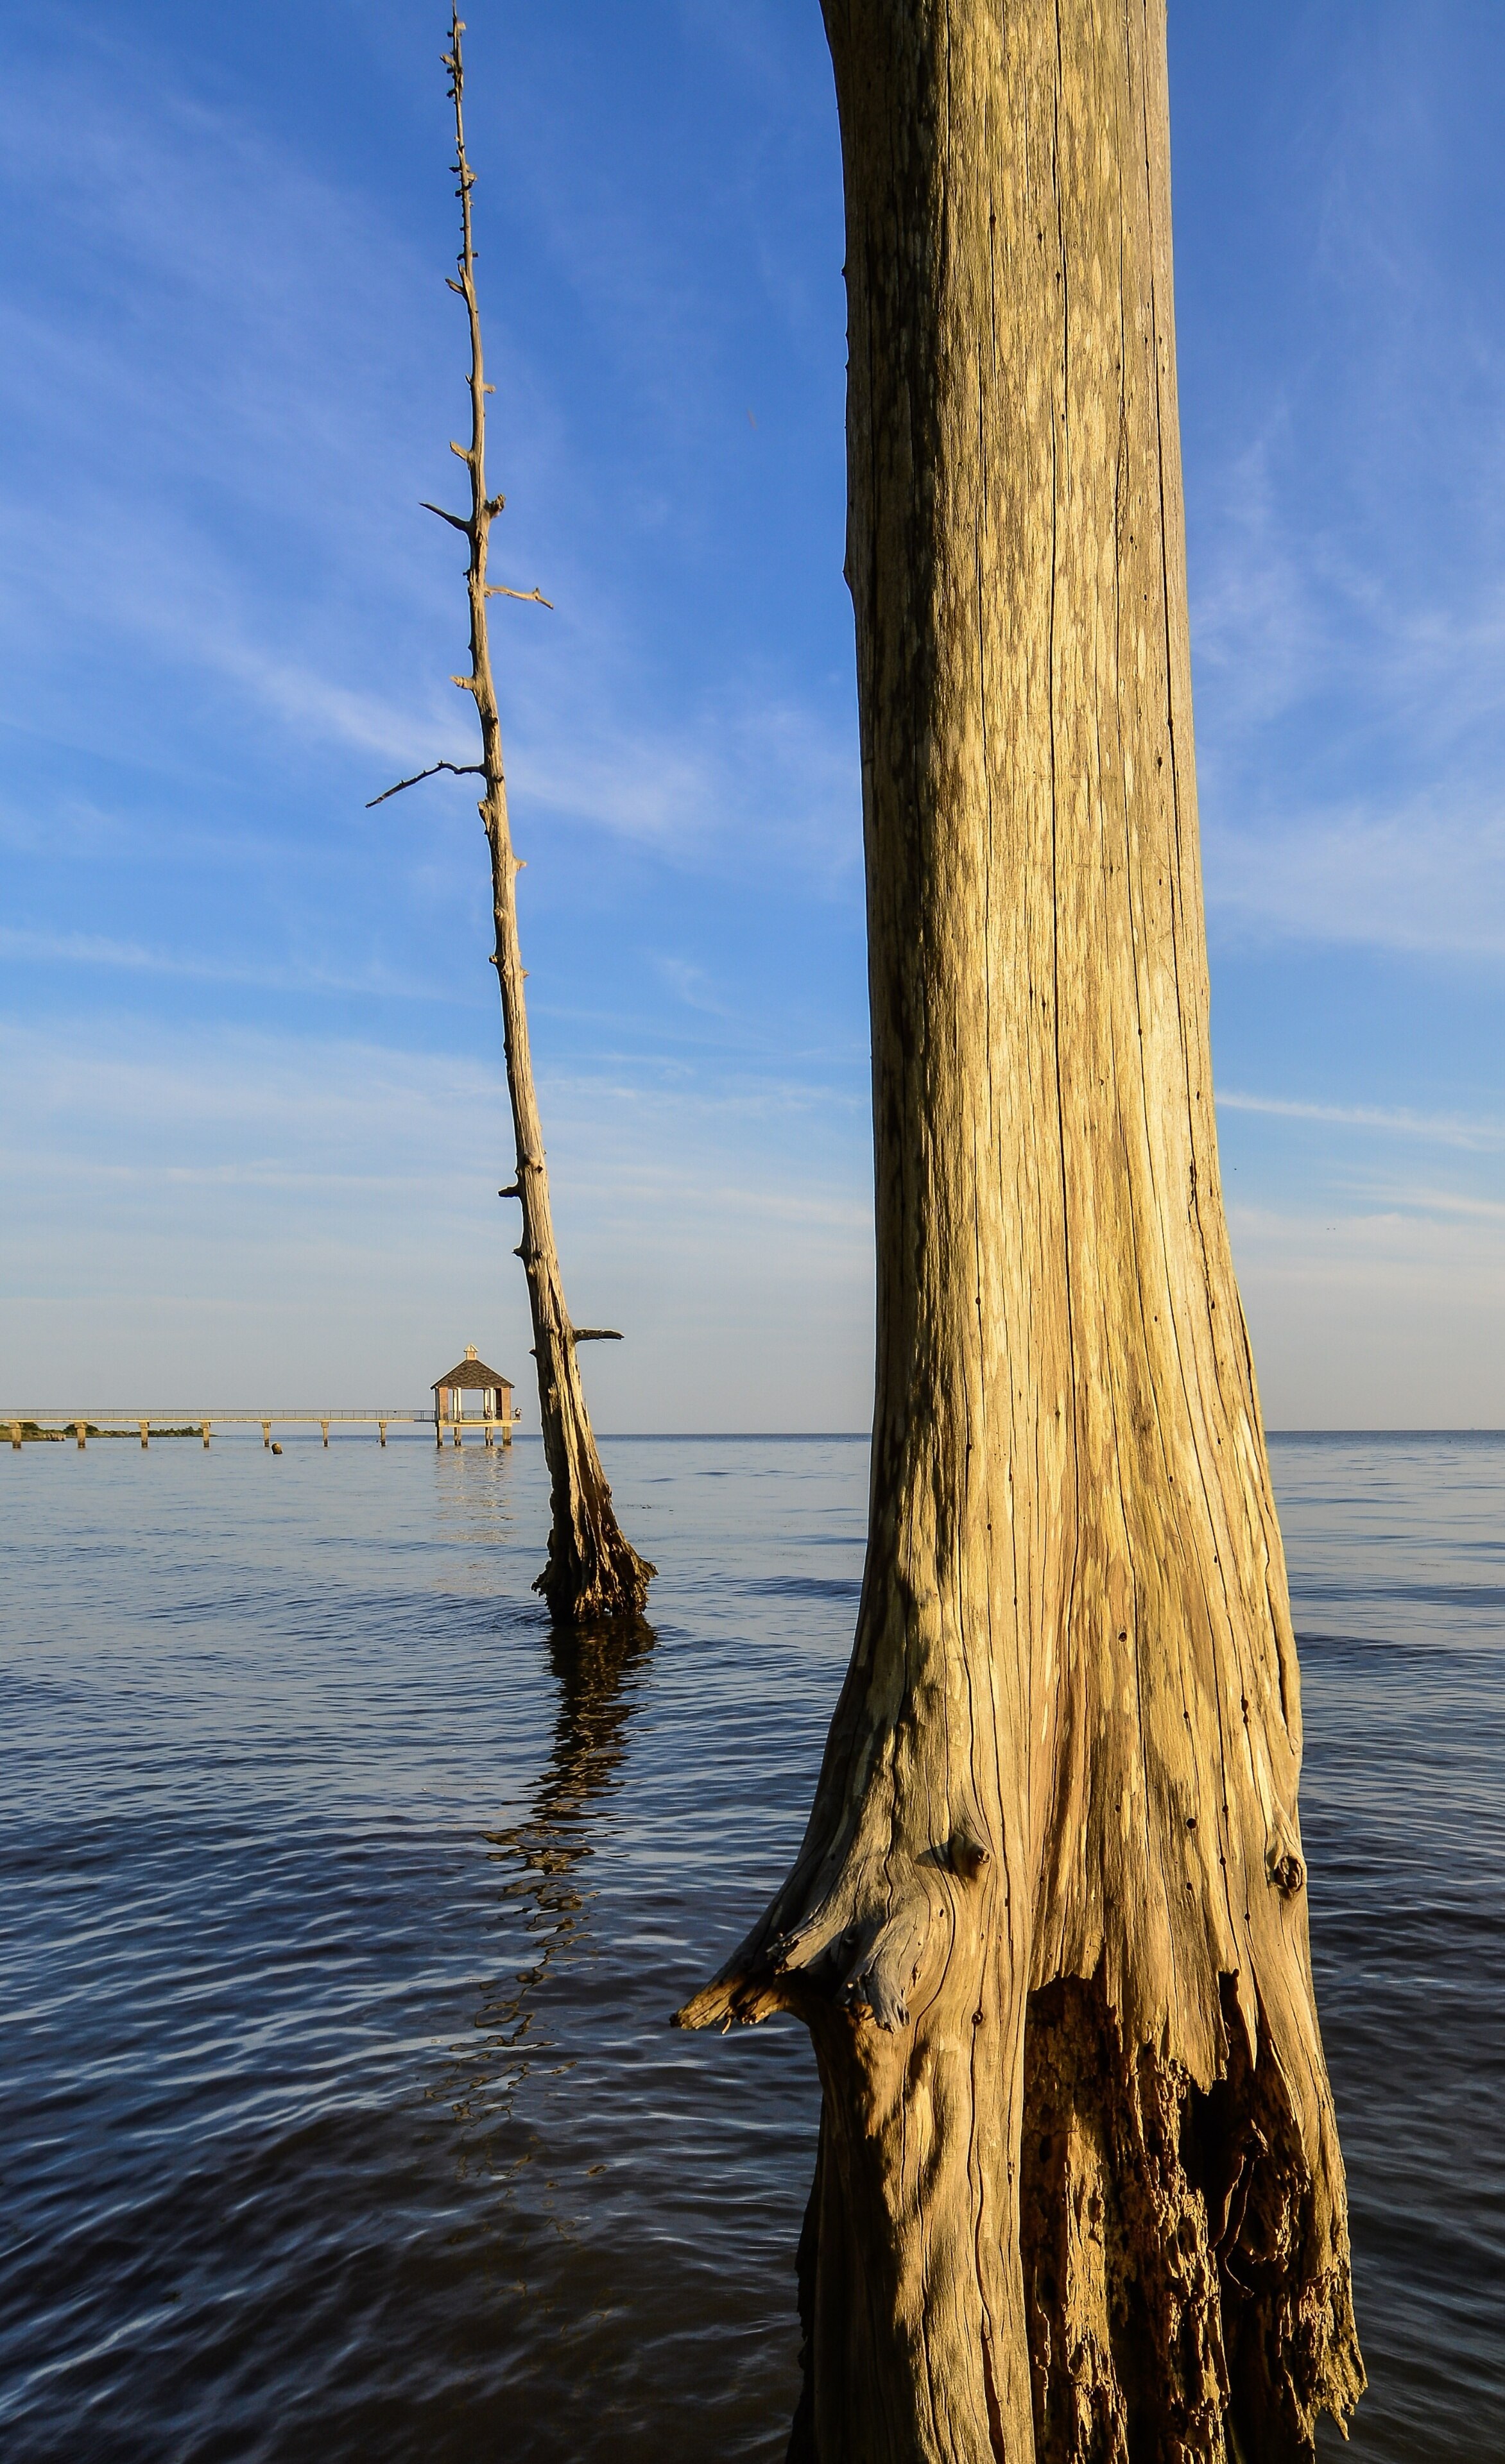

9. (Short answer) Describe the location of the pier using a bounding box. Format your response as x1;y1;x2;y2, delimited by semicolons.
9;1349;522;1453
3;1410;513;1451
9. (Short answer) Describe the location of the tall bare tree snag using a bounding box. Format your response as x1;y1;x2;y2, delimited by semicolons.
678;5;1362;2458
375;10;653;1623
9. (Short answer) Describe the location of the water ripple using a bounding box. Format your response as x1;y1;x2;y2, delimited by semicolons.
2;1432;1501;2461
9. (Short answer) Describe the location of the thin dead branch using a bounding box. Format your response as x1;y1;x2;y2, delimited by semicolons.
366;758;485;809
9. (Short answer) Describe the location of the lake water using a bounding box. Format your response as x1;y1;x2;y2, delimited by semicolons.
1;1430;1501;2461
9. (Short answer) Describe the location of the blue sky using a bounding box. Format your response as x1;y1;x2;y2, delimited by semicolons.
3;3;1504;1429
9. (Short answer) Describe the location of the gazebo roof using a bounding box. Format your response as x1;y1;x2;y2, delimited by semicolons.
433;1350;513;1392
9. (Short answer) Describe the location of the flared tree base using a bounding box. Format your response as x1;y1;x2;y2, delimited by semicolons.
534;1518;656;1625
780;1970;1362;2464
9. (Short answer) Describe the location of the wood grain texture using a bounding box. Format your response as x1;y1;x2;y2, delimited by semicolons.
679;4;1361;2454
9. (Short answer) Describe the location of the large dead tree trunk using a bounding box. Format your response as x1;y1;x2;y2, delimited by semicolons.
678;5;1363;2457
378;12;652;1624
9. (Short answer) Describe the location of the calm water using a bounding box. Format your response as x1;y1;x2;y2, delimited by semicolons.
1;1430;1501;2461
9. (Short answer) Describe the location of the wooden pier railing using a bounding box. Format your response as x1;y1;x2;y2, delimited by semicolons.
4;1408;522;1451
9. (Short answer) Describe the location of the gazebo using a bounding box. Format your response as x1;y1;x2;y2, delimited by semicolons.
432;1346;519;1446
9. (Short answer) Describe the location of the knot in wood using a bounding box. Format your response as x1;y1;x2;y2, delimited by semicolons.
1268;1846;1305;1897
946;1825;990;1881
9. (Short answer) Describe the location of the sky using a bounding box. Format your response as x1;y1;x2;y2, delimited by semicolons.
3;3;1505;1430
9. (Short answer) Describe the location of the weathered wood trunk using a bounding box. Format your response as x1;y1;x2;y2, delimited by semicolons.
486;787;653;1621
678;4;1363;2456
444;12;652;1624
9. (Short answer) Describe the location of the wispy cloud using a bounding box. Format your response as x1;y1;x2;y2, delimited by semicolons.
0;18;859;894
1232;1194;1505;1260
1203;800;1505;957
1350;1183;1505;1227
1191;400;1505;957
0;1014;873;1425
0;926;460;1002
512;689;859;877
1219;1090;1505;1149
1183;22;1505;966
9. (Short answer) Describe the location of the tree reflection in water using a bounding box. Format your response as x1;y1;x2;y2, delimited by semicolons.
435;1616;654;2167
